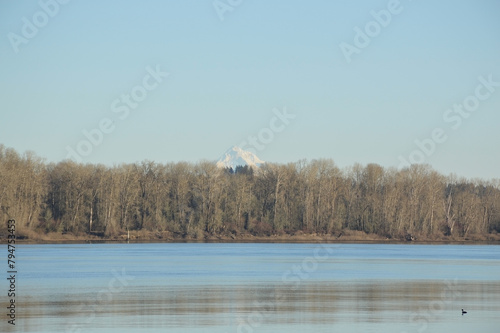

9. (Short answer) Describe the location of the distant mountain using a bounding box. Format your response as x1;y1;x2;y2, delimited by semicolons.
216;146;265;170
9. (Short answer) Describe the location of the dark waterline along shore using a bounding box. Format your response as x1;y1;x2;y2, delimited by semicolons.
4;228;500;244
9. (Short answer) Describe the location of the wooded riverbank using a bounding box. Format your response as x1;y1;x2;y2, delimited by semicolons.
1;145;500;243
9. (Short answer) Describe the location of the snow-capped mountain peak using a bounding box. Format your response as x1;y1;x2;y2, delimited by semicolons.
216;146;265;170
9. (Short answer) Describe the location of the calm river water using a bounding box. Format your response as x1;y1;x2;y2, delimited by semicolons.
7;243;500;332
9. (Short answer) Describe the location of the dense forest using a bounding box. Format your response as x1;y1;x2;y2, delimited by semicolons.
1;144;500;241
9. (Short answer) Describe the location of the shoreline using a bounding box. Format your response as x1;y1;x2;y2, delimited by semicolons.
4;229;500;245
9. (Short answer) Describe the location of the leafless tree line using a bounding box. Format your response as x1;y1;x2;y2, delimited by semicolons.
1;145;499;239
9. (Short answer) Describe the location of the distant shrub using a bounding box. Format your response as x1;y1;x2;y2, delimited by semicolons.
249;220;272;236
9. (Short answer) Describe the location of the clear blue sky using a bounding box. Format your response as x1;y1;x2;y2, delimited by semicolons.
1;0;499;180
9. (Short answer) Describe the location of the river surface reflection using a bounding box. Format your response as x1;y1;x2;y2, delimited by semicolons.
11;243;500;332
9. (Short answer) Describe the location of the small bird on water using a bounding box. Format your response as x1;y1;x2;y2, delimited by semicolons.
462;309;467;315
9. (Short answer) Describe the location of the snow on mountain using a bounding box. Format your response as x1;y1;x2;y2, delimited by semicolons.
216;146;265;170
